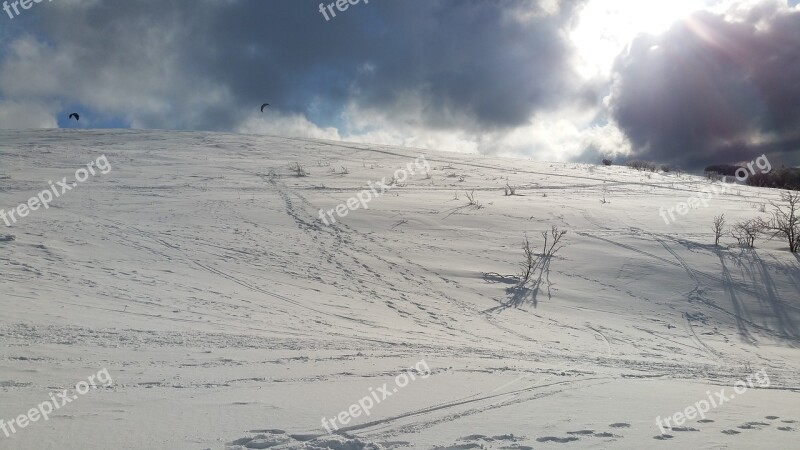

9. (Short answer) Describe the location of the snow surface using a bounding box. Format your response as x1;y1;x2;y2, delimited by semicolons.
0;129;798;449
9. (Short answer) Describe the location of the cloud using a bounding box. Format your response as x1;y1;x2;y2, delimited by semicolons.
608;0;800;168
7;0;797;168
0;0;594;157
236;111;341;140
0;99;57;129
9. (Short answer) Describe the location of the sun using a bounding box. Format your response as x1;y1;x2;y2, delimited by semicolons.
570;0;707;78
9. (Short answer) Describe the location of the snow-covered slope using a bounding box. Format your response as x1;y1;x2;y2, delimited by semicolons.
1;129;798;449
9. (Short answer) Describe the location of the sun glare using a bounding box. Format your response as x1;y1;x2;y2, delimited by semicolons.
571;0;707;78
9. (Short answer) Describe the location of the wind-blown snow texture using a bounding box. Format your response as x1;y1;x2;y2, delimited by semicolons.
0;129;798;449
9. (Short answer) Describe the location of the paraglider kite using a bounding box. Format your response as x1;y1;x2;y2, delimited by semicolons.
69;113;80;121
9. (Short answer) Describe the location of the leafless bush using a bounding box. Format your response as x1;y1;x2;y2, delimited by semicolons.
504;180;516;196
340;166;349;175
602;158;613;166
712;214;726;246
731;219;762;248
465;190;482;208
291;162;308;177
518;226;568;286
519;234;537;285
762;191;800;252
626;160;658;172
542;225;568;257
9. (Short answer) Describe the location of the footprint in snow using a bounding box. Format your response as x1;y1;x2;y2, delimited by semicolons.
722;430;741;435
609;423;631;428
738;422;770;430
436;434;524;450
229;432;290;448
536;436;579;443
566;430;594;435
671;427;699;432
454;434;523;446
433;445;482;450
593;432;620;438
653;434;674;440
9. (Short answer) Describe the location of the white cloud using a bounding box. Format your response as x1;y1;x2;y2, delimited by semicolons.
0;100;57;129
236;112;341;140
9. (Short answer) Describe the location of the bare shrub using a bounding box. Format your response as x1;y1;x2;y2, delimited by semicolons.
504;180;516;196
465;190;482;208
519;234;537;285
762;191;800;253
602;158;613;166
712;214;726;246
731;219;762;248
291;162;308;177
542;225;568;257
626;160;658;172
518;226;568;287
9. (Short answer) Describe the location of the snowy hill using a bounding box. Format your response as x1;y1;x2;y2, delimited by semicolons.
0;129;798;449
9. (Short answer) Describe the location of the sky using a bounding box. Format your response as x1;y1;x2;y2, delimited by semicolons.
0;0;799;169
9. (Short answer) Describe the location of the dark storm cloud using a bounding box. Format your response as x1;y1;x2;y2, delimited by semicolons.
609;1;800;169
16;0;588;132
